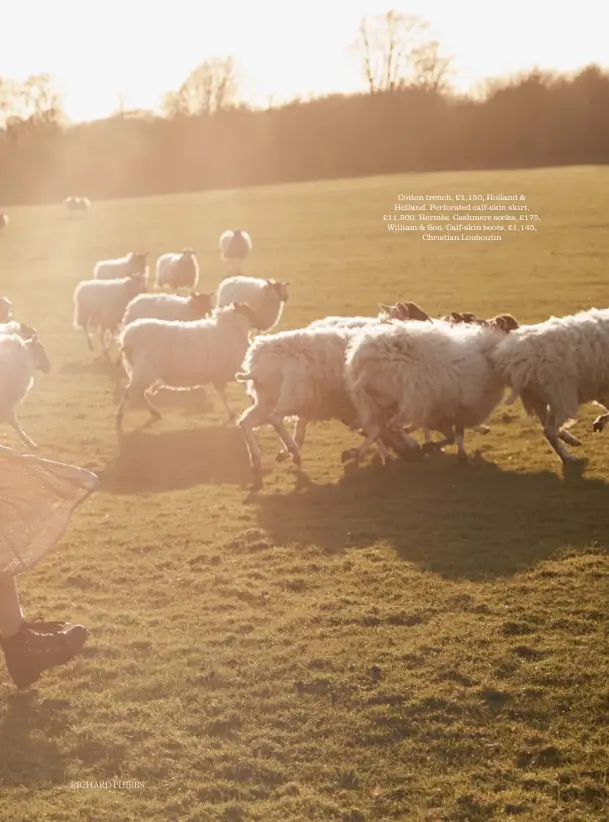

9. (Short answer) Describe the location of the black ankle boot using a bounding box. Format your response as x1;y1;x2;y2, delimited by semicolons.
1;620;88;688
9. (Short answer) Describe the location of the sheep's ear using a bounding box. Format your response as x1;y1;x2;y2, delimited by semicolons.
266;279;275;286
378;303;392;312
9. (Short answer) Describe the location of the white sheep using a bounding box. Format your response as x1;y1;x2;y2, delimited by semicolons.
343;315;519;465
0;214;8;231
492;307;609;463
74;274;147;354
122;292;214;327
236;324;396;489
155;249;199;291
64;196;91;214
216;276;289;332
0;333;51;450
0;321;37;340
219;229;252;274
0;297;13;323
93;251;148;281
115;302;259;427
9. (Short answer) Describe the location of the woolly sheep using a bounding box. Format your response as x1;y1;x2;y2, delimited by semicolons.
235;324;400;489
492;307;609;463
217;276;289;332
122;292;214;327
0;321;37;340
93;251;148;281
219;229;252;274
64;196;91;214
0;297;12;323
343;317;519;465
0;214;8;231
74;274;147;354
155;249;199;291
308;301;432;331
0;333;51;449
116;302;259;426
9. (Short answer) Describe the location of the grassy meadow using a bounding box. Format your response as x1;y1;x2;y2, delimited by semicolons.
0;166;608;821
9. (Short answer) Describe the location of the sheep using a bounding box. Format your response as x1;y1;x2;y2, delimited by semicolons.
115;302;259;427
342;315;519;466
93;251;148;281
308;301;432;331
74;274;147;354
122;291;214;327
235;323;403;489
0;333;51;450
64;196;91;214
0;213;8;231
216;276;289;332
155;249;199;291
0;298;12;323
491;307;609;464
219;229;252;274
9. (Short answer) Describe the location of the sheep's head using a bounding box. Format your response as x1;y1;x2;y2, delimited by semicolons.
25;335;51;374
488;313;519;333
0;297;12;323
128;252;148;275
380;301;431;322
127;274;147;296
266;279;289;302
231;301;259;327
187;292;214;318
16;322;37;340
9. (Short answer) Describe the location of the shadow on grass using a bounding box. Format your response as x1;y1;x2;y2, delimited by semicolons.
99;424;250;493
252;456;609;580
0;692;123;786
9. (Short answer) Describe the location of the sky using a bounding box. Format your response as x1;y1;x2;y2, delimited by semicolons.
1;0;608;122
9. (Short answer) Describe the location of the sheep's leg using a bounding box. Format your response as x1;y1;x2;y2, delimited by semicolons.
115;378;160;426
142;388;162;419
213;383;236;422
6;409;38;450
341;422;416;465
268;415;302;467
558;429;582;447
238;405;266;488
543;408;580;463
82;321;94;352
276;417;307;463
421;424;455;455
455;423;468;464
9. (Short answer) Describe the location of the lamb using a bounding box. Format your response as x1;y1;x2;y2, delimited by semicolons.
155;249;199;291
491;307;609;464
0;297;12;323
116;302;259;427
235;324;400;489
0;333;51;450
93;251;148;281
216;276;289;332
219;229;252;274
0;214;8;231
343;315;519;465
122;291;214;327
74;274;147;354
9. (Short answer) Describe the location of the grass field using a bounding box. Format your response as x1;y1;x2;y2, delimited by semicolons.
1;166;608;821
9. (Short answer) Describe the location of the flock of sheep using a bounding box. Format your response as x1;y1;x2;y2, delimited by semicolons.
2;204;609;490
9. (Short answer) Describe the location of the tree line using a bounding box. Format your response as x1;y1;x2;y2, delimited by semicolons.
0;11;608;205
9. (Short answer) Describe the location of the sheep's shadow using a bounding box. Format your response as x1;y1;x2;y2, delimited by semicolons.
0;693;73;786
252;456;609;580
99;424;251;493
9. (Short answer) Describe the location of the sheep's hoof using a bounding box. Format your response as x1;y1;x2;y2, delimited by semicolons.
475;425;491;435
559;429;582;446
592;416;607;433
341;449;357;464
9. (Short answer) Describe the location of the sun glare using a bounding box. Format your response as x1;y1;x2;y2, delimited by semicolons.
1;0;608;122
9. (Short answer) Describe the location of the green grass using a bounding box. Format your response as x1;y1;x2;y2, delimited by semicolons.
1;166;608;821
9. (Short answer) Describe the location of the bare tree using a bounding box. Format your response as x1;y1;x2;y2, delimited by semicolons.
353;11;452;94
165;56;240;117
410;40;454;93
